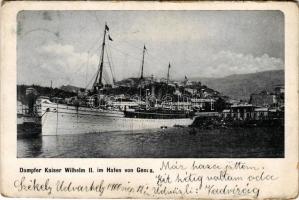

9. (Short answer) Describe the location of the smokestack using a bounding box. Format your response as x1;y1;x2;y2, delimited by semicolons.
25;87;37;115
151;74;155;98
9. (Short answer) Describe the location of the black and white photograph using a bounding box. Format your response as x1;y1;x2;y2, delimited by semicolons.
17;10;285;158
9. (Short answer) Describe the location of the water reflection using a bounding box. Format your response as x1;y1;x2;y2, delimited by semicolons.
17;136;43;157
17;127;284;158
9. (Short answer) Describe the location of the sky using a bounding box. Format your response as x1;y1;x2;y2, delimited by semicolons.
17;10;284;88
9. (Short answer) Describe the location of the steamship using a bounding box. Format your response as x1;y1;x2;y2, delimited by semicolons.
35;23;195;136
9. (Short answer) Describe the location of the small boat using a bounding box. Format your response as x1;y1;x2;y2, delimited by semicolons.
17;98;41;138
17;114;41;138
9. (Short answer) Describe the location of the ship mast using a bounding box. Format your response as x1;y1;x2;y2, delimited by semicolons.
93;22;109;92
139;45;146;103
140;45;146;80
166;62;170;85
165;62;171;99
163;63;171;109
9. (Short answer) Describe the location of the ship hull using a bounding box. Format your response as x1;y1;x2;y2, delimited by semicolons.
39;103;194;136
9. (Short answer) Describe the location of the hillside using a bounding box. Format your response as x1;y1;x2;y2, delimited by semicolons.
192;70;284;100
57;70;284;101
60;85;84;93
17;84;77;103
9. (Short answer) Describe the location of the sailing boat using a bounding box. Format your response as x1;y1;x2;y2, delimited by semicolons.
36;24;195;136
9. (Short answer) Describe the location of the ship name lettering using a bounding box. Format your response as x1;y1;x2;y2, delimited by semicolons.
64;168;85;173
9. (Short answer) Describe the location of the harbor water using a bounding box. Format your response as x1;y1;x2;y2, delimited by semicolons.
17;126;284;158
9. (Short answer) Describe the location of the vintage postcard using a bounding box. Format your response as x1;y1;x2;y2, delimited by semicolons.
0;1;298;199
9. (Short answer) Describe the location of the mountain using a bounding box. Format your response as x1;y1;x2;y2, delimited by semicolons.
191;70;284;100
58;70;284;101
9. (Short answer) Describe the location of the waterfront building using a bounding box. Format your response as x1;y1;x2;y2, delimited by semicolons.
221;104;277;120
274;84;285;94
25;87;38;95
190;98;215;111
230;104;256;120
249;90;277;107
274;85;285;107
253;107;269;120
222;109;231;118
